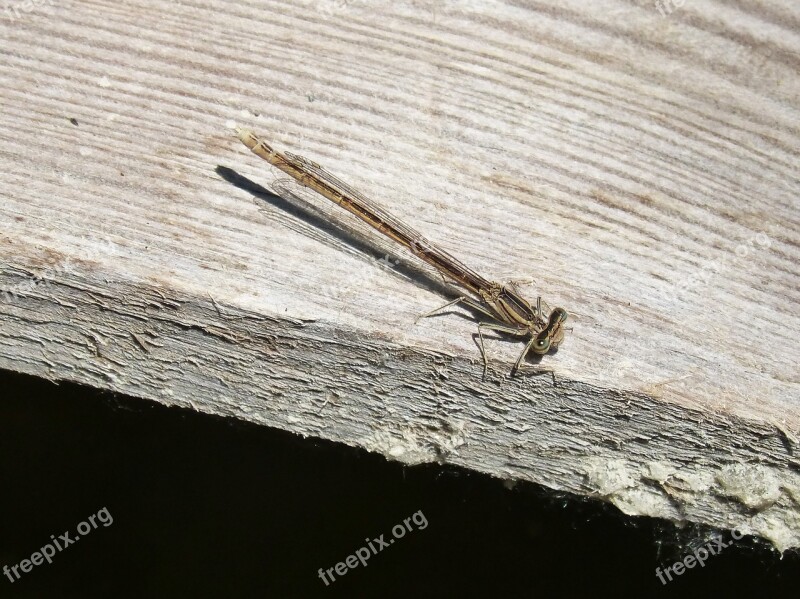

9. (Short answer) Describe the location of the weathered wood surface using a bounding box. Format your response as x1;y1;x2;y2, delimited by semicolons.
1;0;798;550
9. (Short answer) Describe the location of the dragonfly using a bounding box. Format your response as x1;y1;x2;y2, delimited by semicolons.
235;127;567;375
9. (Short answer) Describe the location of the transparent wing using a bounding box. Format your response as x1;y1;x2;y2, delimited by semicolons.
281;151;493;295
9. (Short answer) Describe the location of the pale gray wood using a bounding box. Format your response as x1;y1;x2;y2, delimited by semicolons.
0;0;798;550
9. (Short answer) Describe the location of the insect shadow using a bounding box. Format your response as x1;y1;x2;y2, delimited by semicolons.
217;165;463;302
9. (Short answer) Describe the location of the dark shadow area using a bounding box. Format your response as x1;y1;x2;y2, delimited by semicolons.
2;369;794;598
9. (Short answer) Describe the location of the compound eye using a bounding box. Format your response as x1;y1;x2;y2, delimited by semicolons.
533;336;551;354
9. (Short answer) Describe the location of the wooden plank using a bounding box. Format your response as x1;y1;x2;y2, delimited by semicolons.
1;0;798;550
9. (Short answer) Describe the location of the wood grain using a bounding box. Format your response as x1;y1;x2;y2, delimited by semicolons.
1;0;798;550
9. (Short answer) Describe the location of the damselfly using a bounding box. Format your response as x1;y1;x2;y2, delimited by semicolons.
235;127;567;374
